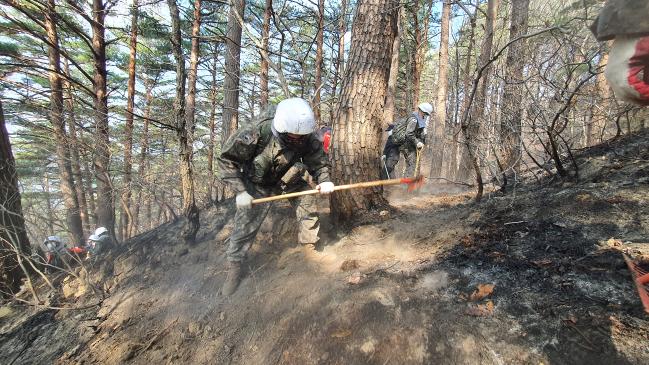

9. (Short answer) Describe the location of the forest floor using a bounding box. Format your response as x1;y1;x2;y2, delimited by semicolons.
1;130;649;365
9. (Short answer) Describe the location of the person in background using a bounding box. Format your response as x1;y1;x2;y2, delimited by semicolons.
383;102;433;177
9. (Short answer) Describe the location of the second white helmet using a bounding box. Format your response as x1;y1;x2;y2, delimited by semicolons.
417;102;433;115
273;98;316;135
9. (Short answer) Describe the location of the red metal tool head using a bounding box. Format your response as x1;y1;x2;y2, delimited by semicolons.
400;175;424;192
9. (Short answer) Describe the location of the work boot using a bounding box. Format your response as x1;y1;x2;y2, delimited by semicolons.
221;261;242;296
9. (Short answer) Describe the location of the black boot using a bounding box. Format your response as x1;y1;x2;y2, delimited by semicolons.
221;261;242;296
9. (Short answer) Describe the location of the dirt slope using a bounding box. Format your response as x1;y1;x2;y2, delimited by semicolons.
1;130;648;365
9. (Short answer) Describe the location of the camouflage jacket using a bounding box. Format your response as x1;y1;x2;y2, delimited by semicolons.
591;0;649;41
217;113;331;194
391;112;426;148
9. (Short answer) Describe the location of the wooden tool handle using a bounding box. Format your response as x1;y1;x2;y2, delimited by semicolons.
251;178;410;205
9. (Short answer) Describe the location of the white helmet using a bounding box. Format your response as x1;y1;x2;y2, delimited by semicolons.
417;102;433;115
272;98;316;135
44;236;61;244
89;227;108;241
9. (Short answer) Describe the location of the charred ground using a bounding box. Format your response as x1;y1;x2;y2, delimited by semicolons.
1;130;648;364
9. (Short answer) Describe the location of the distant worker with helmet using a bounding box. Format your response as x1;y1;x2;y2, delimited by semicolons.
217;98;334;296
87;227;111;257
382;102;433;177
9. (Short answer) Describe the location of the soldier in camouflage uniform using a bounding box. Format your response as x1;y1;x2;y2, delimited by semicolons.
591;0;649;104
217;98;335;296
383;102;433;177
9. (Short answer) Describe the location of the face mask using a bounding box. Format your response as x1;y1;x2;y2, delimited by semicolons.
279;133;308;149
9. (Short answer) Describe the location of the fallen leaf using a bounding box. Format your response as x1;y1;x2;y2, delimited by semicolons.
563;315;577;325
469;284;495;301
331;329;352;338
465;300;495;317
606;238;623;247
347;272;364;285
532;259;553;267
340;259;359;271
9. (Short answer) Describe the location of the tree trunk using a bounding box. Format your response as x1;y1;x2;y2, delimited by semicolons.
222;0;246;142
456;9;477;182
330;0;347;123
133;77;154;236
591;51;610;145
91;0;115;239
0;99;32;297
473;0;499;120
63;59;90;235
82;146;97;226
260;0;272;108
207;45;220;201
499;0;530;187
383;4;403;126
430;0;451;178
314;0;325;122
168;0;201;244
44;0;84;245
121;0;139;241
331;0;399;223
409;0;433;109
43;172;54;236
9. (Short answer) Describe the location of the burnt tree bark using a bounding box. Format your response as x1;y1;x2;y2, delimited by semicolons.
499;0;530;188
0;99;32;297
168;0;201;244
331;0;399;223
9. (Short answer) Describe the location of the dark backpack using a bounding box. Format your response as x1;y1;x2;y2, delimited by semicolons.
390;116;410;145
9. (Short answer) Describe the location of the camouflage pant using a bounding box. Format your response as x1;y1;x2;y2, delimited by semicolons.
384;145;419;178
226;182;320;263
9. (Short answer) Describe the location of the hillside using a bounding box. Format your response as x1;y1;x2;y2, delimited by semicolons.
1;130;648;364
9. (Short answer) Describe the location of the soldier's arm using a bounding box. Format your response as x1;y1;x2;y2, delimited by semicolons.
217;128;259;193
303;137;332;184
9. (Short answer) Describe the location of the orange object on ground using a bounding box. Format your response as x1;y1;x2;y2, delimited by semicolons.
622;253;649;314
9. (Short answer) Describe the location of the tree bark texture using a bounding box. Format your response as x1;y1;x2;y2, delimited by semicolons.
91;0;115;239
168;0;201;244
383;4;403;126
44;0;84;245
331;0;399;223
591;51;610;145
121;0;139;241
0;99;31;297
222;0;246;142
207;46;219;201
133;77;154;236
409;0;433;109
330;0;347;123
63;59;90;234
430;0;451;178
500;0;530;182
456;9;477;182
314;0;325;122
260;0;272;108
